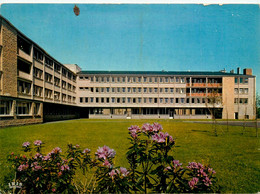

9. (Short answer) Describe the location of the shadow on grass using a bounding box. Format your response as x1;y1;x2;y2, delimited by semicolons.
191;129;209;133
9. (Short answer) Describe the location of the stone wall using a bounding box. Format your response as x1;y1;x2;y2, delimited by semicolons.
0;117;43;128
1;19;17;97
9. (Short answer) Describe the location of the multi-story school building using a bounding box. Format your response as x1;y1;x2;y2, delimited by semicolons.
0;15;257;127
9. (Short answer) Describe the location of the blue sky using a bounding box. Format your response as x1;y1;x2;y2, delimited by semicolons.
0;4;259;91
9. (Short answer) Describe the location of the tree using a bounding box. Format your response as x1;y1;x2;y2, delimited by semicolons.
206;88;222;136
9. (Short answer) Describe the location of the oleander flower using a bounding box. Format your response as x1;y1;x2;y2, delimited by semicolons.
103;160;112;168
119;167;129;177
34;140;42;146
95;145;116;160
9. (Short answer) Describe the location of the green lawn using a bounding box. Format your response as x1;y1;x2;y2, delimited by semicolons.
0;119;259;192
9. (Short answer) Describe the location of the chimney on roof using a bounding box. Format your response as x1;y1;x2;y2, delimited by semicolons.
237;67;240;74
230;69;234;74
243;68;252;75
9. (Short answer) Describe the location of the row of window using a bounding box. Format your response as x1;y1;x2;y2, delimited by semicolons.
79;87;186;94
235;77;248;84
234;98;248;104
234;88;249;94
33;68;76;92
79;97;216;104
33;48;76;81
0;100;41;115
44;89;76;103
79;76;186;83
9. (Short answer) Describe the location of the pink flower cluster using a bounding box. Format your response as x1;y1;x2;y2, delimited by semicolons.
187;162;216;188
22;142;30;147
172;160;183;169
109;167;129;178
31;162;42;171
50;147;62;154
151;132;174;143
34;153;42;159
142;123;163;133
188;177;199;189
95;145;116;160
18;164;29;171
82;148;91;154
103;160;112;168
61;165;70;171
34;140;42;146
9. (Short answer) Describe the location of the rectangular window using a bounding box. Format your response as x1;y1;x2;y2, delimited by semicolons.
90;98;94;103
138;98;142;103
154;77;158;82
176;98;179;103
165;88;168;93
101;98;104;103
128;98;131;103
138;87;142;93
149;77;153;82
170;98;174;103
138;77;141;82
170;77;174;82
122;98;126;103
106;87;110;93
112;98;115;103
133;88;136;93
143;77;147;82
154;98;157;103
117;88;120;93
96;98;99;103
133;98;136;103
154;88;158;93
149;88;152;93
107;98;110;103
117;98;120;103
240;78;243;84
18;80;31;95
128;77;131;82
0;100;12;115
170;88;174;93
165;98;169;103
176;77;179;83
160;77;163;82
122;77;125;82
117;77;120;82
181;98;185;103
112;88;115;93
128;87;131;93
149;98;152;103
165;77;169;82
144;98;147;103
244;78;248;84
160;98;163;103
234;88;238;94
133;77;136;82
85;97;88;103
122;87;126;93
16;102;31;115
80;97;83;103
244;88;248;94
160;88;163;93
107;77;110;82
144;88;147;93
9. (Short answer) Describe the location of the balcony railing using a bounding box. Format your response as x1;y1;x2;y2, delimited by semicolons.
187;93;207;97
207;83;222;87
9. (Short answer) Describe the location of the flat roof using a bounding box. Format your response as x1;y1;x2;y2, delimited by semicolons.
79;70;255;77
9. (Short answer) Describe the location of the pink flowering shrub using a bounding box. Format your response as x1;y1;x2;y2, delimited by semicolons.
7;123;218;193
126;122;218;193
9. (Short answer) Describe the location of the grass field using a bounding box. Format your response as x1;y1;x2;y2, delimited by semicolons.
0;119;259;192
